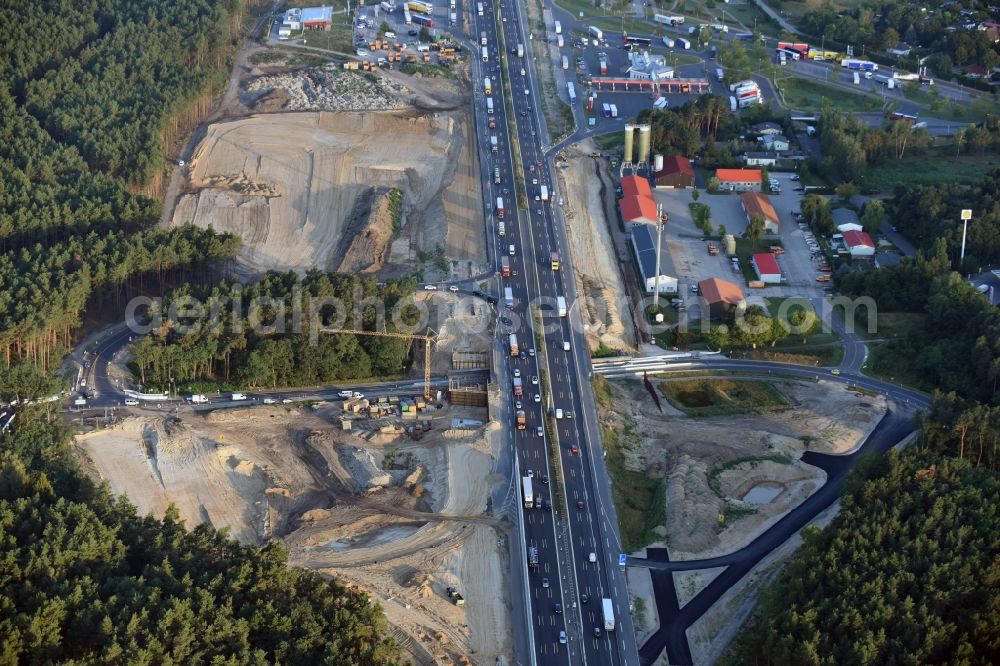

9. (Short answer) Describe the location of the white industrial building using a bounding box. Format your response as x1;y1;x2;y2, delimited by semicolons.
628;53;674;80
631;224;678;293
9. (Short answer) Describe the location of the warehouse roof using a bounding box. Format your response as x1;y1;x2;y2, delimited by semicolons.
844;230;875;248
620;192;658;223
752;252;781;276
621;175;653;198
631;224;659;278
302;6;333;23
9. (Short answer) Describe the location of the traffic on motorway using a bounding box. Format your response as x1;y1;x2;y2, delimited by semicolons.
474;0;637;662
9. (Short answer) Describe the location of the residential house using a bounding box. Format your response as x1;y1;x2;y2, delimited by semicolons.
740;191;780;234
715;168;762;191
653;156;694;188
760;134;791;152
743;151;779;167
698;277;746;319
751;122;783;136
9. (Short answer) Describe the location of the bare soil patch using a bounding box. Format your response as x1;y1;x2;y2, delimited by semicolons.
556;139;635;352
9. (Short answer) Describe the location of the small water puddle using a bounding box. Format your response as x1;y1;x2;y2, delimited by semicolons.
742;482;783;504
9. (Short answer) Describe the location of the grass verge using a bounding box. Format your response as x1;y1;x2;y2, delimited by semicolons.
593;376;664;553
777;77;885;113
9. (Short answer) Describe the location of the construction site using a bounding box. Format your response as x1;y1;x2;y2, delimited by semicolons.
71;41;518;664
595;375;887;664
168;51;484;282
76;347;510;664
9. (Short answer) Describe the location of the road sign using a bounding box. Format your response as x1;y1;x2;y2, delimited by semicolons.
619;553;627;570
961;209;973;220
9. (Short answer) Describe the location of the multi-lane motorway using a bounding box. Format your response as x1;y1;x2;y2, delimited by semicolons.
473;0;637;662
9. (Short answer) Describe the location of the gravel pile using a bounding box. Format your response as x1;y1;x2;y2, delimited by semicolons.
248;67;409;111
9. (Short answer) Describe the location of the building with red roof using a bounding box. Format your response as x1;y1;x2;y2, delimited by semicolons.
620;192;658;226
751;252;782;283
740;191;780;234
715;168;762;191
698;277;746;319
619;175;658;226
843;230;875;256
653;156;695;189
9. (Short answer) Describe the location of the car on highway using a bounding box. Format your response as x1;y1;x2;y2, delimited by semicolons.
830;368;841;375
124;398;139;406
529;348;535;356
531;375;538;384
262;397;277;404
536;426;543;437
581;593;589;604
594;627;602;637
515;400;522;409
542;498;551;510
795;186;805;191
534;393;541;403
559;631;567;644
449;285;459;292
570;444;579;454
514;369;521;378
542;577;549;588
527;469;534;478
790;174;800;181
423;284;437;290
541;474;548;484
554;603;562;614
281;398;293;404
563;341;571;351
337;390;353;398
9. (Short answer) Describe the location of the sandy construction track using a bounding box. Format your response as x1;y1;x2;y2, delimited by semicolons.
172;110;480;276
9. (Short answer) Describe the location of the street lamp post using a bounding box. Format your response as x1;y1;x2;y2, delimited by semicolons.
960;209;973;265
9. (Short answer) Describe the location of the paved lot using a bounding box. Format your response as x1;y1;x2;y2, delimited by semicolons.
650;179;827;309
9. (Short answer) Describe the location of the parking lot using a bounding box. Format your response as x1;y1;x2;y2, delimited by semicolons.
651;175;827;310
561;32;716;128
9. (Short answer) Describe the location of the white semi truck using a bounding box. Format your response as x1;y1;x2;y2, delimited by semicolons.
602;598;615;631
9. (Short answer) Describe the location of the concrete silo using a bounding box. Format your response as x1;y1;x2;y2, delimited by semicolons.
637;124;652;166
623;124;636;165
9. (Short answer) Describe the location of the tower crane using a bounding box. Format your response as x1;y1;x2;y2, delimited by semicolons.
319;328;435;399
